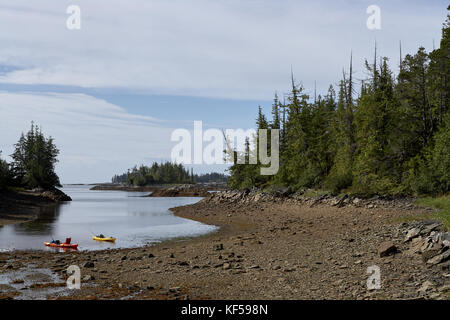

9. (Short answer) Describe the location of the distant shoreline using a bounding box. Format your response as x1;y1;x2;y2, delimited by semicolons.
89;183;228;195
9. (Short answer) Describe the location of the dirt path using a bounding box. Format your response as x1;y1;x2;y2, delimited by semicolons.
0;196;448;300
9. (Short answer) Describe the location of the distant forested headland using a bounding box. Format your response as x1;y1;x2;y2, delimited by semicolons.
228;7;449;196
111;163;228;186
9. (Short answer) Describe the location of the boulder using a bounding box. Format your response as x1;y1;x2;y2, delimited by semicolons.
41;188;72;202
409;236;424;254
422;249;442;263
404;227;421;242
378;241;397;257
426;249;450;265
420;222;443;236
442;232;450;241
149;185;210;197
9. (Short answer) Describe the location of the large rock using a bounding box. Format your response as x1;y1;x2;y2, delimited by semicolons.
409;236;424;254
149;185;210;197
41;188;72;201
440;232;450;248
404;227;421;242
419;222;443;236
426;249;450;265
378;241;397;257
422;248;442;263
442;232;450;241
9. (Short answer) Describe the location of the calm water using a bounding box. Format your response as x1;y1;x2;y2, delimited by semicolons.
0;185;217;251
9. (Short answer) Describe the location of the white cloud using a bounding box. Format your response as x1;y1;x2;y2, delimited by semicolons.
0;1;446;182
0;92;176;183
0;0;446;99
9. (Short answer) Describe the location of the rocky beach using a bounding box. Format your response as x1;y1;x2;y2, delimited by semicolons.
0;190;449;300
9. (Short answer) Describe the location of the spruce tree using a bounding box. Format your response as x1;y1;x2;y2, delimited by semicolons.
0;151;11;190
11;123;61;189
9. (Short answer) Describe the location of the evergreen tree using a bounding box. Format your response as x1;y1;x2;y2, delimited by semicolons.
406;113;450;194
353;57;398;194
0;151;11;190
226;6;449;196
271;93;281;130
10;123;61;189
324;81;354;193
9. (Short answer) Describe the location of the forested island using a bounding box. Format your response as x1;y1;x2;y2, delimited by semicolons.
0;122;68;194
111;163;228;186
0;123;70;225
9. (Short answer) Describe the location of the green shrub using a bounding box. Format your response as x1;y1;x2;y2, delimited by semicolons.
406;114;450;195
415;195;450;230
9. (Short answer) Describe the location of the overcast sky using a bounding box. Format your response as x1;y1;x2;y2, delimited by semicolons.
0;0;447;183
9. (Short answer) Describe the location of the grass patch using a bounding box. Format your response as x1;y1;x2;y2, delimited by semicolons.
414;194;450;230
6;186;26;193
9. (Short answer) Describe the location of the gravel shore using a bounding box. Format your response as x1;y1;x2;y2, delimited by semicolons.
0;194;448;300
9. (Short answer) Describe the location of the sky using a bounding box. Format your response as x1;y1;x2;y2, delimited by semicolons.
0;0;448;183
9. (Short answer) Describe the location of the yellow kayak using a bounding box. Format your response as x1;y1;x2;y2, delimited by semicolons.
93;236;116;242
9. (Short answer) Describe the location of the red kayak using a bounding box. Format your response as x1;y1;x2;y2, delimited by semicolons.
44;242;78;249
44;237;78;249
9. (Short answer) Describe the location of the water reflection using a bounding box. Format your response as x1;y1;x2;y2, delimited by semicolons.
13;204;63;235
0;185;217;251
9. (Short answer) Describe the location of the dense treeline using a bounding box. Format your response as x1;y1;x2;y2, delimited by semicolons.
228;8;449;196
0;122;61;190
193;172;228;183
112;162;194;186
112;163;228;185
